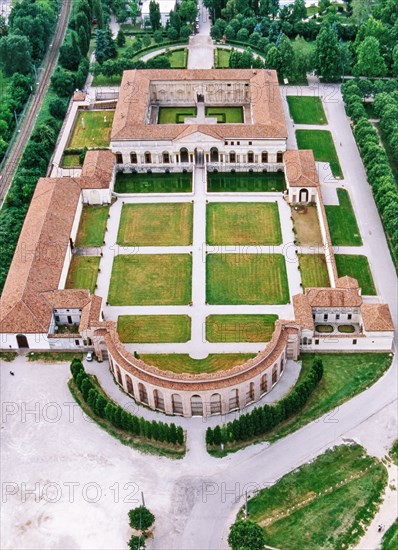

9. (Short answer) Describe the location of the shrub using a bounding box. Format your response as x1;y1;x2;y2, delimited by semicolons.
128;506;155;531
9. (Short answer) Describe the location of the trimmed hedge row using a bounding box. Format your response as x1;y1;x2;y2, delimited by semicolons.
70;359;184;446
206;359;324;447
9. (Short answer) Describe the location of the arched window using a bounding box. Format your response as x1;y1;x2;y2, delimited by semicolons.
272;365;278;385
261;151;268;163
247;151;254;163
260;374;268;395
115;152;123;164
246;382;255;405
130;152;137;164
210;147;219;162
229;389;239;411
276;151;283;163
115;365;123;385
191;395;203;416
144;151;152;164
210;393;221;414
172;394;183;415
280;356;285;373
154;389;165;411
229;151;236;163
138;383;148;404
126;375;134;397
162;151;170;164
299;188;309;203
180;147;189;163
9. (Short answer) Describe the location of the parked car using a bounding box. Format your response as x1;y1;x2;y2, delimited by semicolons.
86;351;94;362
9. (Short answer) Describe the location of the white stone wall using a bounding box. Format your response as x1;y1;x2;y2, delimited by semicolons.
81;187;112;205
0;333;51;350
302;335;393;352
58;197;83;289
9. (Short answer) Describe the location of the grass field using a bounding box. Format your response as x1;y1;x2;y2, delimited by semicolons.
117;315;191;343
287;96;327;125
141;353;256;374
246;445;387;550
296;129;343;178
164;48;188;68
28;352;83;362
299;254;330;289
207;171;286;192
158;106;196;124
205;106;244;123
215;48;230;68
108;254;192;305
117;203;193;246
114;171;192;193
206;254;289;304
292;205;323;247
61;153;82;168
206;203;282;245
325;189;362;246
76;206;109;247
335;254;376;295
65;256;100;294
0;352;17;362
68;111;114;148
206;314;278;342
382;520;398;550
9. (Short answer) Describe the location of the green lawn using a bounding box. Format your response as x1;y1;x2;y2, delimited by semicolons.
215;48;230;68
206;202;282;245
76;206;109;247
0;352;17;362
205;106;244;123
167;48;188;68
287;96;327;125
117;315;191;343
291;205;323;247
65;256;100;293
158;106;197;124
325;189;362;246
335;254;376;295
206;254;289;305
68;110;114;148
61;153;82;168
246;445;387;550
108;254;192;305
206;314;278;342
207;171;286;192
114;171;192;193
141;353;256;374
28;351;83;362
117;203;193;246
296;129;343;178
298;254;330;289
382;520;398;550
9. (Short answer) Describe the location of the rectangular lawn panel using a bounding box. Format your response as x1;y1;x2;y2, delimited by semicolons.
68;110;114;148
206;254;289;305
296;129;343;178
298;254;330;289
206;314;278;342
158;107;197;124
247;445;387;550
215;48;230;68
65;256;100;294
118;203;193;246
291;205;323;247
205;106;244;123
325;189;362;246
335;254;376;295
207;171;286;192
167;48;188;68
117;315;191;343
287;96;327;125
76;205;109;247
114;171;192;193
141;353;256;374
207;202;282;246
108;254;192;305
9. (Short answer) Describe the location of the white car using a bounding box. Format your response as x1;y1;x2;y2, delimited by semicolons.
86;351;94;362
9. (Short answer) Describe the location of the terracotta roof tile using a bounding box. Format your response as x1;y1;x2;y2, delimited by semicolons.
361;304;394;332
292;294;314;330
80;149;115;189
306;287;362;307
336;276;359;289
284;150;319;187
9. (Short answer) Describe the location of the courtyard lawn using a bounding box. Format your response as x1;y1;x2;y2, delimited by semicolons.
298;254;330;289
206;202;282;246
108;254;192;305
76;205;109;247
65;256;100;294
205;106;244;123
68;110;114;148
158;106;197;124
206;314;278;343
287;96;327;125
246;445;387;550
335;254;376;295
117;315;191;343
296;129;343;178
114;171;192;193
61;153;82;168
207;171;286;192
215;48;230;68
167;48;188;68
206;254;289;305
28;351;84;362
291;205;323;247
382;520;398;550
325;189;362;246
141;353;256;374
117;203;193;246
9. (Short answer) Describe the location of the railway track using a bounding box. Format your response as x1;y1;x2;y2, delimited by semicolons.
0;0;73;206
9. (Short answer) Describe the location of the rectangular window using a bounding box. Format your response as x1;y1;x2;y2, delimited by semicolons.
75;340;80;346
224;141;228;145
315;339;319;345
336;314;340;320
231;141;234;146
324;314;328;321
55;315;60;322
237;141;240;145
348;314;352;320
248;141;252;145
353;339;357;345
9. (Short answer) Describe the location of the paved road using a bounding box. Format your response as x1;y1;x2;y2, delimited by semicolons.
0;0;72;206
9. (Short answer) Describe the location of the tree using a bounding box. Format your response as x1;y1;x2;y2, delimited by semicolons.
292;36;314;80
228;520;266;550
278;33;295;80
153;29;163;43
179;0;198;23
49;97;68;120
0;15;8;37
128;535;145;550
51;67;76;97
149;0;161;30
237;28;249;41
206;427;214;446
354;37;387;77
259;0;279;19
167;26;179;40
128;506;155;531
0;34;32;76
314;23;341;81
130;1;140;24
116;29;126;47
393;45;398;78
59;32;82;71
290;0;306;23
352;0;372;25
